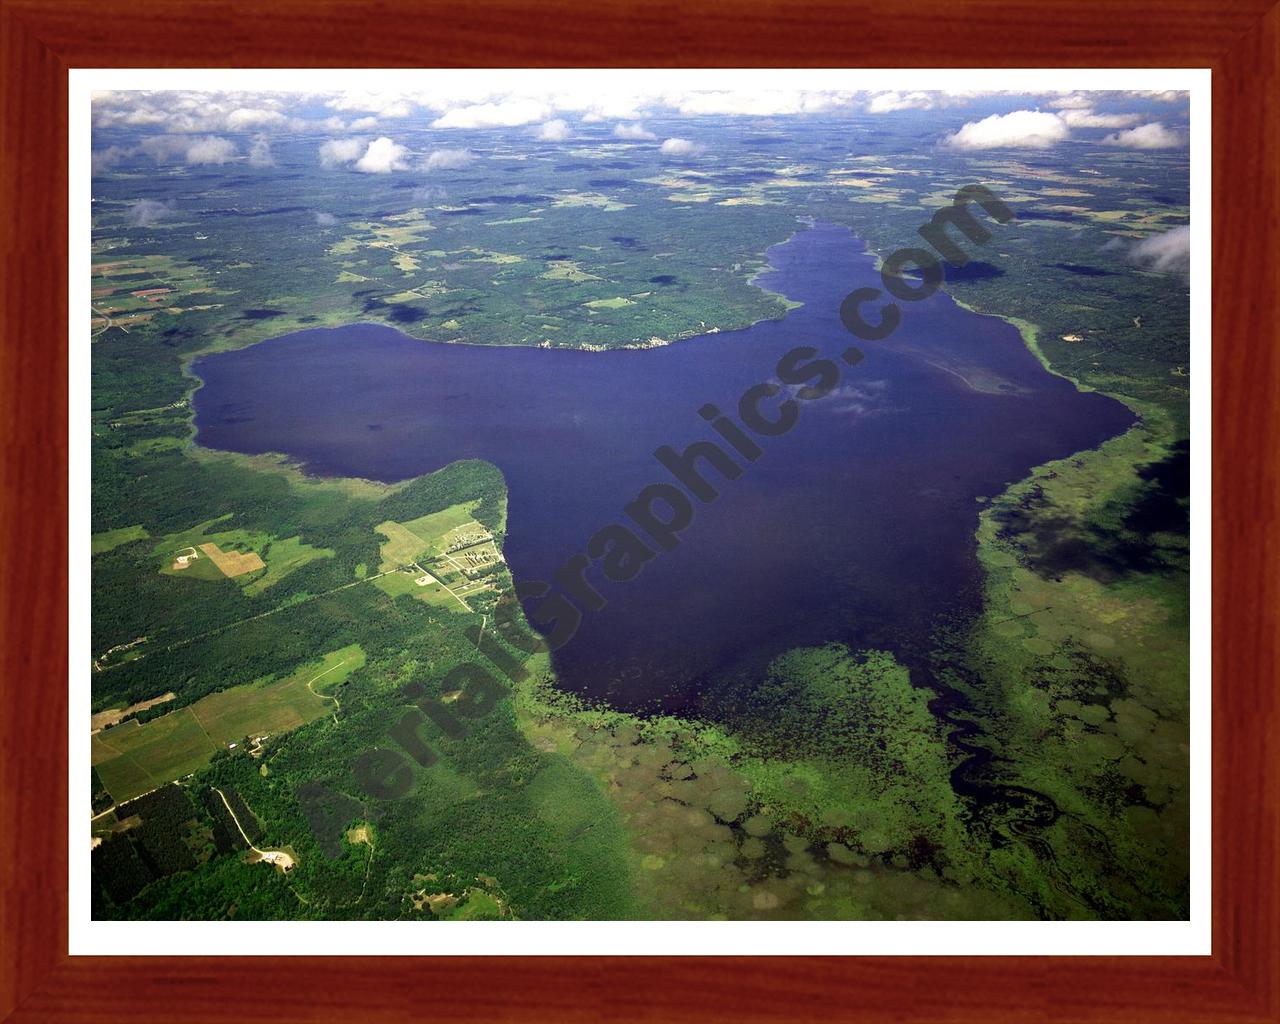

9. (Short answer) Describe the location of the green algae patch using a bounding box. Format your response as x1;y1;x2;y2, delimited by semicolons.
514;645;1027;921
964;399;1190;918
719;645;968;860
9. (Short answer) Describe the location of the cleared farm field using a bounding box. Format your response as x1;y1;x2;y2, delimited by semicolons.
374;520;432;570
198;541;265;577
91;644;365;803
372;499;503;611
400;501;482;546
157;520;333;591
242;535;331;595
373;565;460;608
375;499;483;570
91;691;176;733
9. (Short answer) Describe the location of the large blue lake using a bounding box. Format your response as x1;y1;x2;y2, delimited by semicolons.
193;224;1134;712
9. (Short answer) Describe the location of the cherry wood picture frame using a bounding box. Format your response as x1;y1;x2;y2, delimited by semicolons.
2;1;1275;1020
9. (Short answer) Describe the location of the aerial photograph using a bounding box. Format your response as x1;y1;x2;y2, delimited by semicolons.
87;76;1192;922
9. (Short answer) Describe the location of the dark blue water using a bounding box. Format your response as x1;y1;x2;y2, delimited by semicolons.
193;224;1134;712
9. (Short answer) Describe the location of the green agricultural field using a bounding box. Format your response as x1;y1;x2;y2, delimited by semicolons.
372;499;500;611
91;644;365;803
373;521;433;570
372;565;464;610
243;535;337;595
92;524;149;555
374;499;484;569
155;520;332;592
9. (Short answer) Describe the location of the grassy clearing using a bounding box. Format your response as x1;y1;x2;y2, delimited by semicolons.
183;448;402;502
374;500;483;570
551;191;632;212
372;567;459;609
540;261;601;283
92;644;365;803
374;521;432;569
243;535;335;596
126;437;187;457
92;524;149;555
372;500;502;611
156;521;333;593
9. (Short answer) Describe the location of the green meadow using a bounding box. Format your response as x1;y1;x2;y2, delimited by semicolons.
92;645;365;803
92;524;149;555
154;518;333;592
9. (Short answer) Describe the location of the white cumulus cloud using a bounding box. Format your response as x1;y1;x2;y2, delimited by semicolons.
412;185;449;205
1047;93;1095;110
568;95;648;121
127;199;176;227
247;135;275;167
944;110;1070;150
669;89;853;116
613;123;656;141
318;137;365;168
184;136;238;165
535;119;570;141
325;92;417;118
1101;122;1187;149
355;137;411;173
92;145;132;173
1130;225;1190;277
432;99;551;129
867;91;935;114
138;134;240;165
1128;90;1188;103
137;135;191;162
1060;108;1143;129
226;107;287;130
376;100;414;119
660;137;705;158
422;148;475;171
